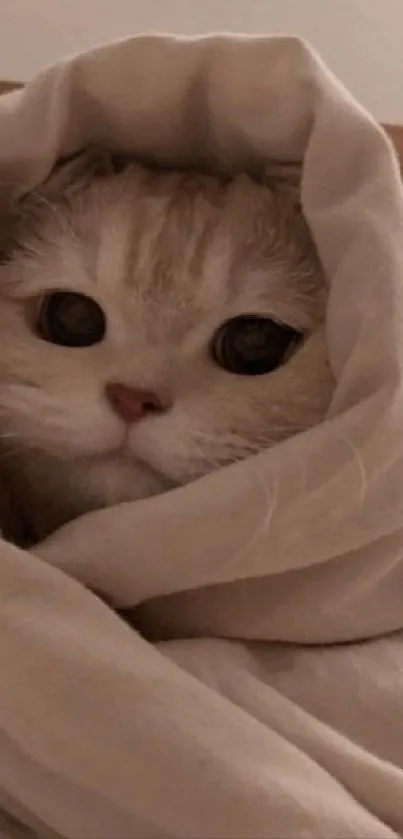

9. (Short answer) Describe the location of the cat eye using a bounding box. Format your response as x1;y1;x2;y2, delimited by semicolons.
212;315;302;376
35;292;106;347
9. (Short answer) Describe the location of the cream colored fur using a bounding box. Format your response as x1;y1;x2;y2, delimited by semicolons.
0;152;332;541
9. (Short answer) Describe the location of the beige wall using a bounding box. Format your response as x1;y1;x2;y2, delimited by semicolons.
1;0;402;121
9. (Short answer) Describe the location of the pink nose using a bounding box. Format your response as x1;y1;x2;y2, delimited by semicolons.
105;382;163;424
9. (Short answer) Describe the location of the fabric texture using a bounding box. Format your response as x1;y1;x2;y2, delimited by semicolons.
0;34;403;838
384;124;403;170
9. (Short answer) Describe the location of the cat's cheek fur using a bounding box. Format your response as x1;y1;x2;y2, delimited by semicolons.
126;330;333;487
0;383;124;458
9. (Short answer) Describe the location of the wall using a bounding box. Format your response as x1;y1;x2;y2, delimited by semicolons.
1;0;402;121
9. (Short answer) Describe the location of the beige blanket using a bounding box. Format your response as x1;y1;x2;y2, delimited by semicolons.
1;34;403;838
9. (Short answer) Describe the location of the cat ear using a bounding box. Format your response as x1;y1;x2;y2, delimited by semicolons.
263;161;302;206
0;147;132;262
38;146;126;198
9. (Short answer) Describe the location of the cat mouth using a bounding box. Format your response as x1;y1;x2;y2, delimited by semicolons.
100;443;156;471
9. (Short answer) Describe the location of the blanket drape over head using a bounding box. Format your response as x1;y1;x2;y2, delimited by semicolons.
1;34;403;838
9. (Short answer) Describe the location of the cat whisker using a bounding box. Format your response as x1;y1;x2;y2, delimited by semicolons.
230;460;279;572
191;422;309;441
188;428;307;457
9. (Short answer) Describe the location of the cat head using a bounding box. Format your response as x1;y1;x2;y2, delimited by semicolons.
0;149;333;528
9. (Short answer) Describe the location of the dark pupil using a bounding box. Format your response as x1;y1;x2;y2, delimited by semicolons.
36;292;105;347
212;315;302;375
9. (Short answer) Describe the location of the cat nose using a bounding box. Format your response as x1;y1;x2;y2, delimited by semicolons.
105;382;164;424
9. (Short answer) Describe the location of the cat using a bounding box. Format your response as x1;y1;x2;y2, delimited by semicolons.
0;149;333;544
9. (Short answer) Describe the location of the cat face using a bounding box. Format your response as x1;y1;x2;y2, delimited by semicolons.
0;153;333;522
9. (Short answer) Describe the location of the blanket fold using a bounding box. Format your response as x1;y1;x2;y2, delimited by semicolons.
1;33;403;838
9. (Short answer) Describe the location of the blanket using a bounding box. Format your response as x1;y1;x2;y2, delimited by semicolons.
1;34;403;838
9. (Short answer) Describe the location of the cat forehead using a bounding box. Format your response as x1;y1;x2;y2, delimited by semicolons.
6;165;321;325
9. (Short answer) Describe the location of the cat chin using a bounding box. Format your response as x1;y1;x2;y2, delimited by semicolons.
0;443;175;544
78;453;172;507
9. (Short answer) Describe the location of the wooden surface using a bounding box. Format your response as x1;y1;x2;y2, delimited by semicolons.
0;80;22;94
